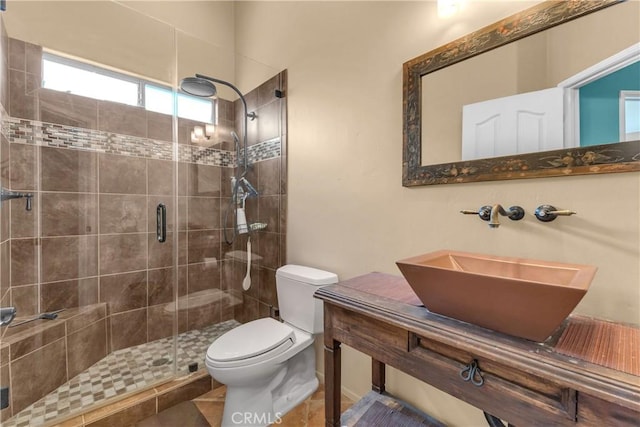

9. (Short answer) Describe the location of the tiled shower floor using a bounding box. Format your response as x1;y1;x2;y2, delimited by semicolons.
4;319;240;427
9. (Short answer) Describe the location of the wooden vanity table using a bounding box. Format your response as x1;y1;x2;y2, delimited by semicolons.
315;273;640;426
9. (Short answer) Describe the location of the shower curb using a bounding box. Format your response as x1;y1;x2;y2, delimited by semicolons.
47;369;220;427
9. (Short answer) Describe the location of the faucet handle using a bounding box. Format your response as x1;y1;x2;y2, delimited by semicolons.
460;206;491;221
535;205;576;222
507;206;525;221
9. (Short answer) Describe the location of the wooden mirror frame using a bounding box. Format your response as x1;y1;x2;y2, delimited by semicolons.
402;0;640;187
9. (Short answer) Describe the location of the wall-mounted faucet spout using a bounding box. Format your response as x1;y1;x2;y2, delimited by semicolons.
489;204;525;228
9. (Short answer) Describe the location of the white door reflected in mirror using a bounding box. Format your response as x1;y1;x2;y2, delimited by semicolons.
461;87;565;161
460;44;639;162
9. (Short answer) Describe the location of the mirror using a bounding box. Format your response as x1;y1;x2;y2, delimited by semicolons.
403;0;640;186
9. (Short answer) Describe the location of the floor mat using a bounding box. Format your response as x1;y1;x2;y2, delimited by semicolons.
342;391;446;427
354;400;443;427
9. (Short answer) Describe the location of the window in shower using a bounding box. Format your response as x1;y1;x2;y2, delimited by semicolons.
42;53;214;123
145;84;214;123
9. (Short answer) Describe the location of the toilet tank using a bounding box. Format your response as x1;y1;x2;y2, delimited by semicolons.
276;265;338;334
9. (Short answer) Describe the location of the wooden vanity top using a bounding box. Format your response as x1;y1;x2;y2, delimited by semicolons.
328;272;423;306
317;272;640;426
327;272;640;377
555;316;640;376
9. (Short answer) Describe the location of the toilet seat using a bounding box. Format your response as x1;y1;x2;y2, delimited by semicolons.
206;318;295;368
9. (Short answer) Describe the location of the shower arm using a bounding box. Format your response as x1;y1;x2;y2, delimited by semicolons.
194;73;255;176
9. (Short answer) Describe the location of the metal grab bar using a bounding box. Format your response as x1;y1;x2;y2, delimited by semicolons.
1;188;33;211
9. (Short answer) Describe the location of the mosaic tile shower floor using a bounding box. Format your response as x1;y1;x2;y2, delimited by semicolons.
4;319;240;427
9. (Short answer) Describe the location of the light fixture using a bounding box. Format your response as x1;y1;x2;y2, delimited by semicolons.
191;123;215;144
438;0;465;18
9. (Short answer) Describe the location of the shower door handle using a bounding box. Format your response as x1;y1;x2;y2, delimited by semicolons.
156;203;167;243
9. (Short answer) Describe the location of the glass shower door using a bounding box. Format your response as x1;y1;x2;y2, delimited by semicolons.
0;2;181;425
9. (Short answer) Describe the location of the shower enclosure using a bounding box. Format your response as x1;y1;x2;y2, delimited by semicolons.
0;2;287;426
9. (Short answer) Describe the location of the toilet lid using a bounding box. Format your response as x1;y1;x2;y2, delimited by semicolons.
207;318;295;364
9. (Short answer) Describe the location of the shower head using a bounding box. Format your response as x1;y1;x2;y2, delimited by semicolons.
179;76;217;97
181;74;253;116
182;73;255;175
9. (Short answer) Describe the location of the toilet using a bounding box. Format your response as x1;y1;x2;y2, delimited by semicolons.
205;264;338;427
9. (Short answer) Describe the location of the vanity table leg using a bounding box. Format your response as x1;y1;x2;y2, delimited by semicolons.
372;359;386;393
324;338;342;427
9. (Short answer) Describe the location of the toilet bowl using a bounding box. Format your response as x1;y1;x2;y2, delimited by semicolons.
206;318;316;425
204;265;338;427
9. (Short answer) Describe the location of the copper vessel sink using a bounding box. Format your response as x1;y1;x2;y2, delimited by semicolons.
396;250;597;342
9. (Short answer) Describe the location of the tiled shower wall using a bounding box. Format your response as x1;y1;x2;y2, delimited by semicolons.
0;34;287;354
228;72;288;323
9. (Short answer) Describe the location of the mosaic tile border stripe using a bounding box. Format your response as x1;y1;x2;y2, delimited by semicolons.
2;115;280;167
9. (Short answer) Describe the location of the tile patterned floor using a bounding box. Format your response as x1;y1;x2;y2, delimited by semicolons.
192;384;354;427
4;320;240;427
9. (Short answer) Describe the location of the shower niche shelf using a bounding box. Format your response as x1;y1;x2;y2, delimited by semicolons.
249;222;268;232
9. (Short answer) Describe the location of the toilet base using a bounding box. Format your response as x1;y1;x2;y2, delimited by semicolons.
218;344;318;427
221;368;286;427
272;344;319;416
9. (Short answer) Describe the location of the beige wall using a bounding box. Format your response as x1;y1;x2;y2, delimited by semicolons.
1;0;279;101
120;1;235;51
3;1;176;83
1;1;239;98
235;1;640;425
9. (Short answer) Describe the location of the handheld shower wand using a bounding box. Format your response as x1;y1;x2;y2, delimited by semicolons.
240;177;258;198
236;196;249;234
